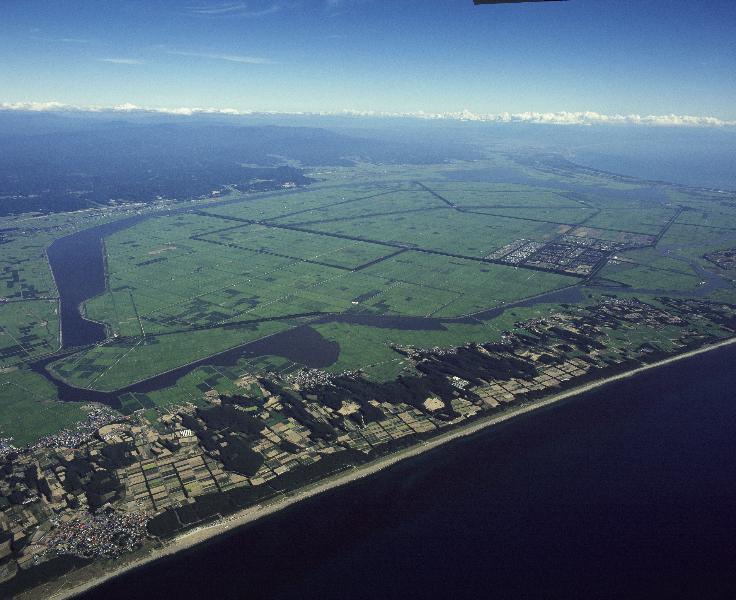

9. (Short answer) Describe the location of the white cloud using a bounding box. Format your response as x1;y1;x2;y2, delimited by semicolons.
98;58;144;65
0;101;71;112
341;108;736;128
0;101;733;128
55;37;92;44
30;35;94;45
167;50;272;64
185;2;283;17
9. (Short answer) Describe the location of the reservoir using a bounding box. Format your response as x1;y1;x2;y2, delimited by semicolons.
77;343;736;600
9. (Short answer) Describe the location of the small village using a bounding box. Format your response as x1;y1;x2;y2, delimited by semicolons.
486;235;625;277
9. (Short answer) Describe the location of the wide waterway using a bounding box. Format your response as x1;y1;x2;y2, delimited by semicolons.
47;214;150;348
77;343;736;600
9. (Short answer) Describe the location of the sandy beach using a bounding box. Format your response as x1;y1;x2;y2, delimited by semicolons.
34;335;736;600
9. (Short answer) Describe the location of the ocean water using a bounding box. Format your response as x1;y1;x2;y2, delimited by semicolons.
79;346;736;600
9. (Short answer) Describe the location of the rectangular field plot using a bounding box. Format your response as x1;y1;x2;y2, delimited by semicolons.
84;288;144;338
134;259;362;325
142;263;464;322
95;244;299;327
352;280;462;317
675;208;736;230
566;226;655;246
118;392;155;415
0;368;86;446
658;223;736;261
425;185;583;209
141;276;325;329
104;213;237;262
195;224;396;270
303;209;562;258
49;319;291;391
358;251;574;317
229;268;395;317
117;363;263;413
202;184;395;222
144;295;253;329
109;242;271;293
0;300;59;366
276;189;442;225
582;208;678;236
0;249;56;300
598;260;702;293
466;206;594;226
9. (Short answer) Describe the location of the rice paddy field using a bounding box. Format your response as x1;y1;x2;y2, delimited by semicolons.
47;179;584;391
2;156;736;443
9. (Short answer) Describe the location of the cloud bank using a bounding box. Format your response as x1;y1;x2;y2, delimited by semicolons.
0;101;734;128
340;108;736;128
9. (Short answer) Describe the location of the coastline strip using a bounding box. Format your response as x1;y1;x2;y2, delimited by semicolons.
44;335;736;600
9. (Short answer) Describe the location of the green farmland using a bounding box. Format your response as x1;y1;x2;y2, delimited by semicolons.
50;167;736;391
48;179;590;391
2;156;736;443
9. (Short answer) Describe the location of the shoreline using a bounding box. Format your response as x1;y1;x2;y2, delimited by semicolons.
37;335;736;600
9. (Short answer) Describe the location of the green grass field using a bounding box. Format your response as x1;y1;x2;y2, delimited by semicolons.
3;157;736;443
46;178;589;390
0;367;86;445
46;171;736;392
0;300;59;367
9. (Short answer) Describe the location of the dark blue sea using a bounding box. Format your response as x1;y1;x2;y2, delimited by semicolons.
79;346;736;600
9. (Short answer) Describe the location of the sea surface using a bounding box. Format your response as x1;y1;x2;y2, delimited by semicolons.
78;345;736;600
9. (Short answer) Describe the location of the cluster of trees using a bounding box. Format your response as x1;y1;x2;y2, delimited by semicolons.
61;443;135;509
147;484;274;538
286;343;544;424
181;405;265;477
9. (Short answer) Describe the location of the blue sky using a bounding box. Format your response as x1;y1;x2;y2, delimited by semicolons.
1;0;735;119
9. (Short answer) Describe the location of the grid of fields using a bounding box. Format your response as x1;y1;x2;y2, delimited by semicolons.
0;300;59;367
2;158;735;446
46;176;736;392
